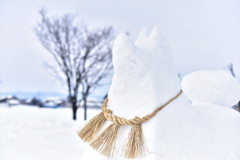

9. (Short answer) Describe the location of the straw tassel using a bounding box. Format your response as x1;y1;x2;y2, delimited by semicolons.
77;112;107;142
90;123;120;157
123;122;145;159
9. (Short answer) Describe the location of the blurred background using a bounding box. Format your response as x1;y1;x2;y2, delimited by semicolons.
0;0;240;159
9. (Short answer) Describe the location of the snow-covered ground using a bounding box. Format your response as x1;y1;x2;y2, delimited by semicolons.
0;104;99;160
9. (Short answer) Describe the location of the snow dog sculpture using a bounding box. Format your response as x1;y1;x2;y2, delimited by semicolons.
78;27;240;160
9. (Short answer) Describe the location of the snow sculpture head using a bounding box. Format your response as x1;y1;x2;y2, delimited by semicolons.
112;27;173;75
108;27;181;118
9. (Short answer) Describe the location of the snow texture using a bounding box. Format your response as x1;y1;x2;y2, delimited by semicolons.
182;70;240;107
81;27;240;160
0;105;99;160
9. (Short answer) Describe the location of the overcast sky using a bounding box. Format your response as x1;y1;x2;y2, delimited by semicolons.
0;0;239;96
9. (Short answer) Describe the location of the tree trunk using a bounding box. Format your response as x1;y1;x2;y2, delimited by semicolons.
72;106;77;120
83;97;87;120
71;96;78;120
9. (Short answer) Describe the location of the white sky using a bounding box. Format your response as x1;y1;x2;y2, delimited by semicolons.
0;0;239;96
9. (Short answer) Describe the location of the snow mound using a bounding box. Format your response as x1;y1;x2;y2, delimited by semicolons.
182;70;240;107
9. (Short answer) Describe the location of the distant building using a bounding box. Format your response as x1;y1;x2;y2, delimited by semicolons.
42;97;66;108
0;96;21;107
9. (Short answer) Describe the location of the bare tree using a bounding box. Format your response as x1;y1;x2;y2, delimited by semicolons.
80;31;113;120
35;9;114;120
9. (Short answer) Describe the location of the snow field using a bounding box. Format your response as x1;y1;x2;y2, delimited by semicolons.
0;105;99;160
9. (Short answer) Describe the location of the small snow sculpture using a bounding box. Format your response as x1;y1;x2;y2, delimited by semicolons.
182;70;240;107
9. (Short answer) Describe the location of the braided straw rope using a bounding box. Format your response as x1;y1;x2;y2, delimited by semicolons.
102;90;183;125
78;89;183;159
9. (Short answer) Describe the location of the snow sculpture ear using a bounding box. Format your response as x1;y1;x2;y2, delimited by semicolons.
135;27;148;46
149;26;169;48
149;26;163;41
112;33;129;56
112;33;142;68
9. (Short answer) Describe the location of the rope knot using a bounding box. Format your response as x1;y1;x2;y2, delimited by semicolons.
132;116;142;125
106;109;112;114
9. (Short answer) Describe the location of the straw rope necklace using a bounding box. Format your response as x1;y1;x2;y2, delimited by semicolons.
77;90;182;159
